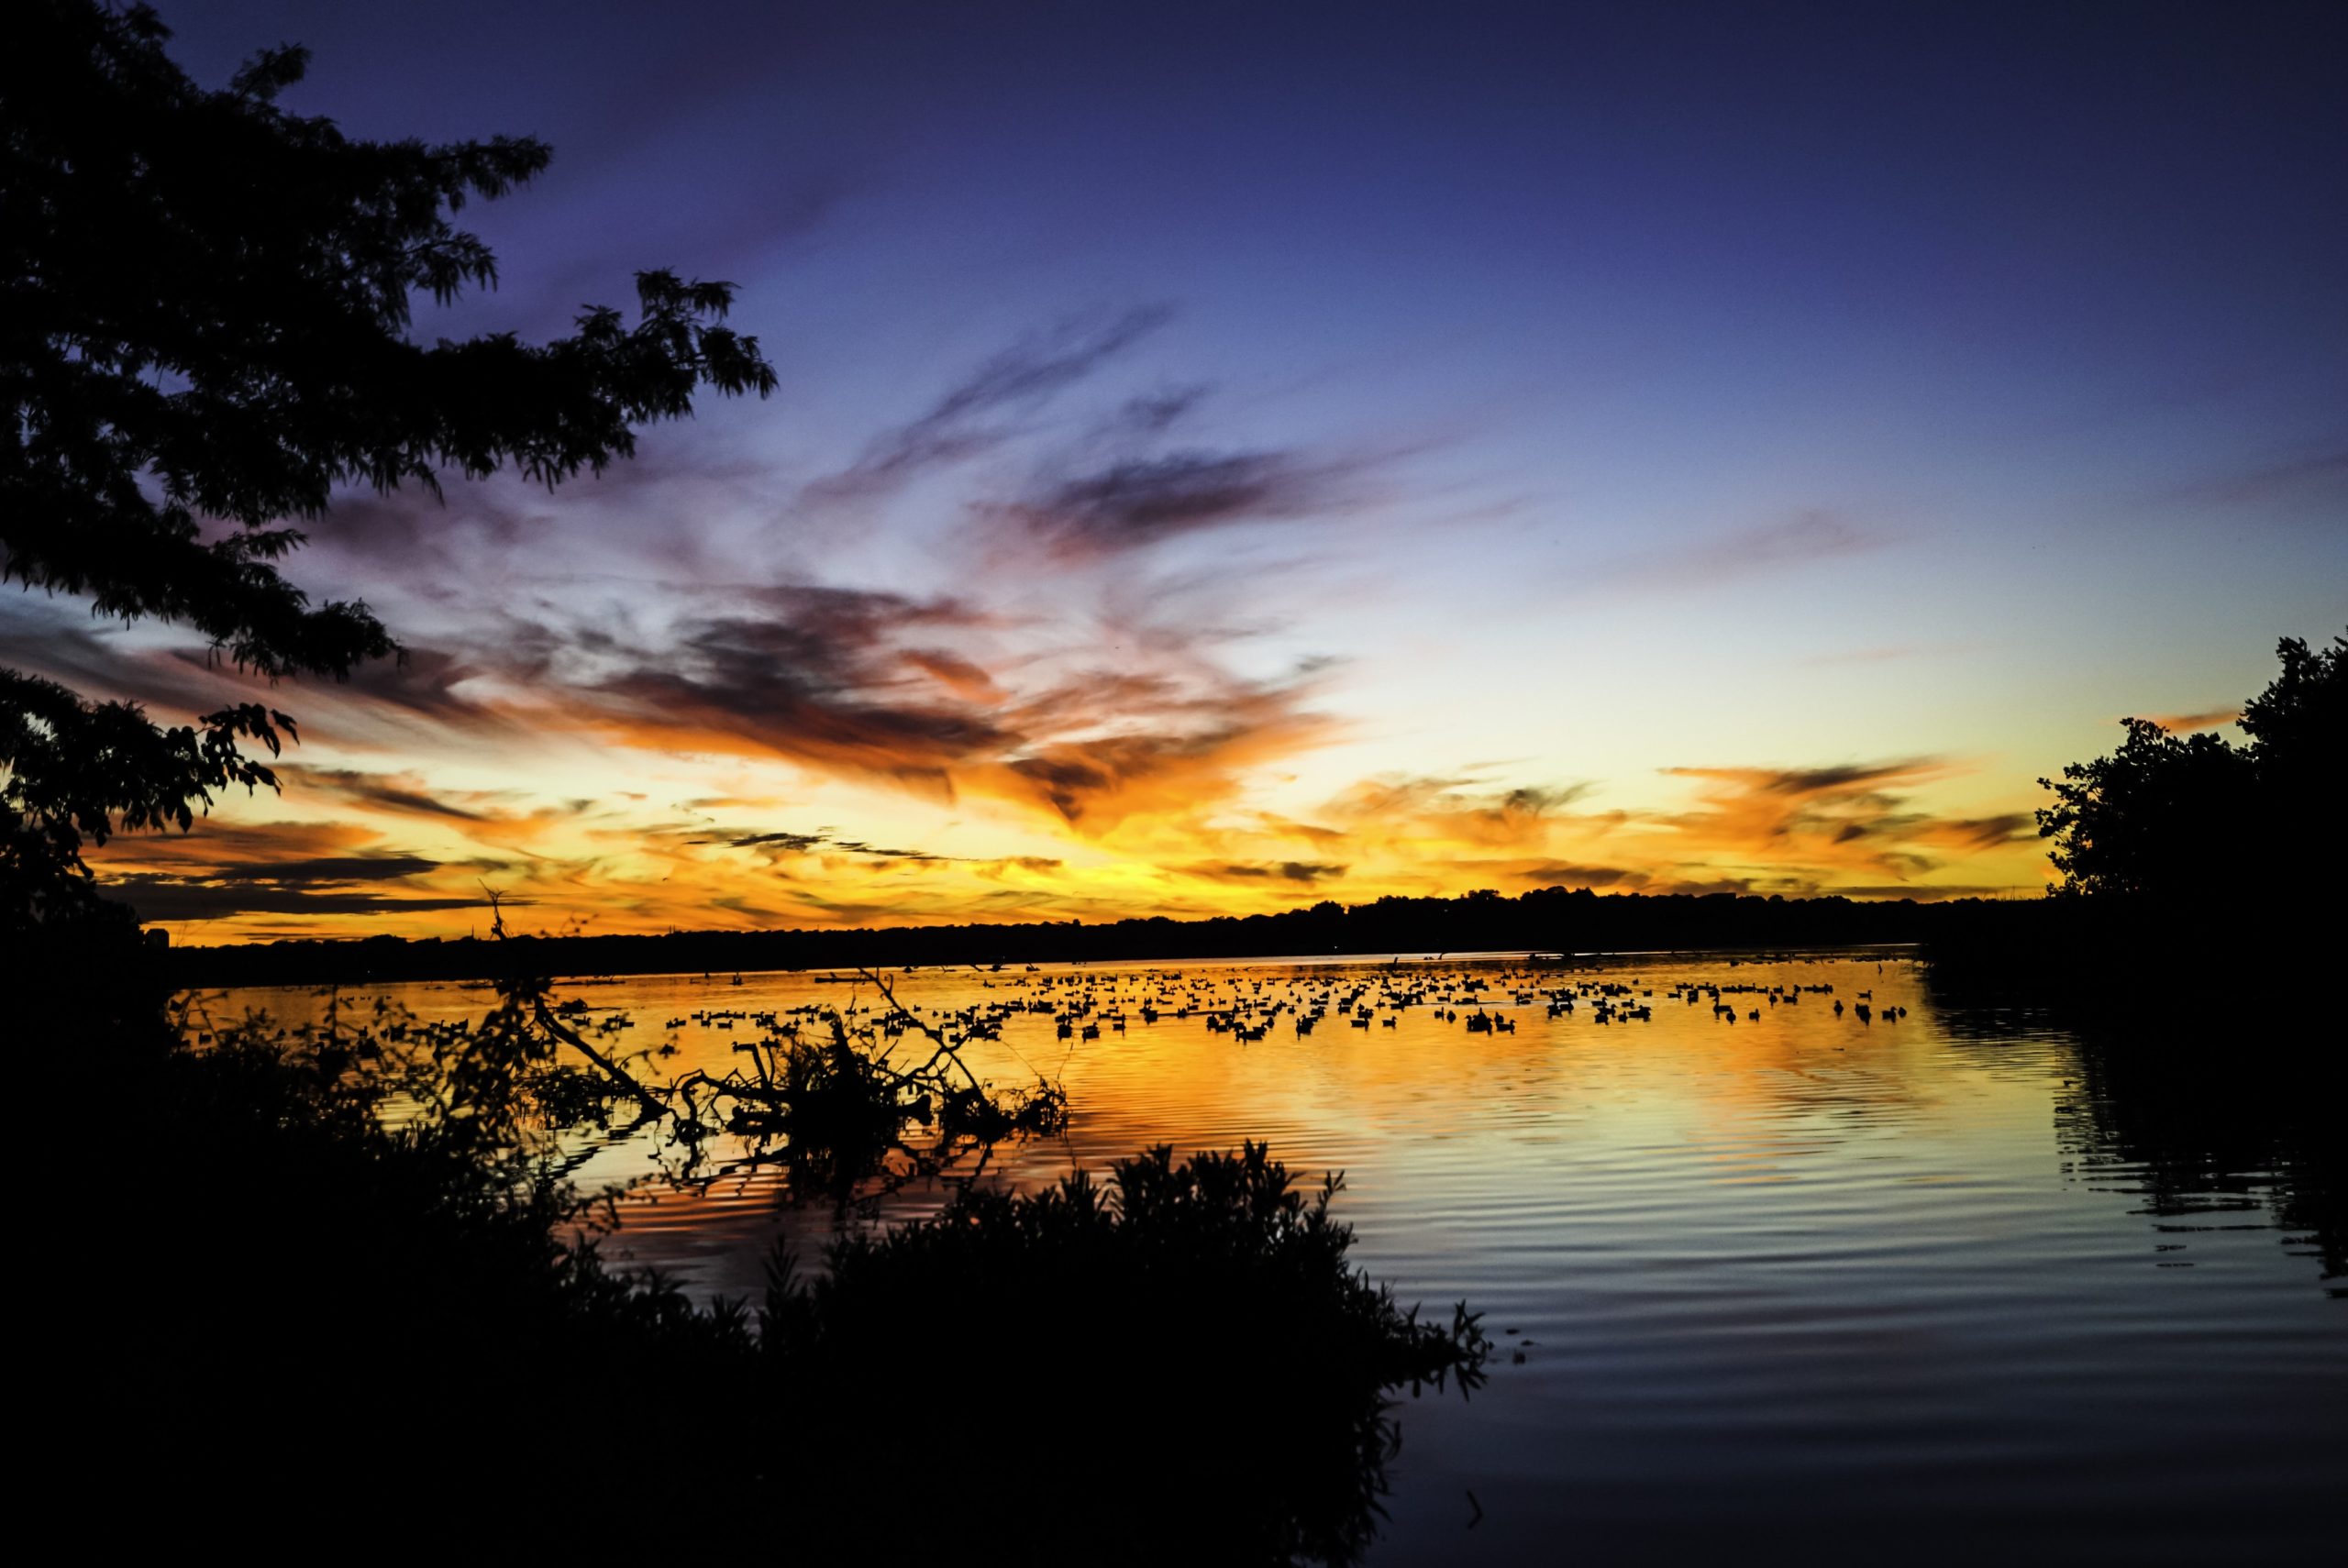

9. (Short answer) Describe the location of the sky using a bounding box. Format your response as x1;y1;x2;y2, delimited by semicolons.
17;0;2346;941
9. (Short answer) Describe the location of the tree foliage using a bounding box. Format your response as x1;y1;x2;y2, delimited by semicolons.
2238;630;2347;810
0;668;293;928
1;0;775;930
2037;632;2344;903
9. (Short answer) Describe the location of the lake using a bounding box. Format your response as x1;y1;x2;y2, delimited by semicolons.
191;948;2343;1563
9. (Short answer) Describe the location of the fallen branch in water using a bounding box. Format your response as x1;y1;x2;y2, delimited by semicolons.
530;995;671;1121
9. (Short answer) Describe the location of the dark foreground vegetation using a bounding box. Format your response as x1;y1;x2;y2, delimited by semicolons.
82;944;1486;1560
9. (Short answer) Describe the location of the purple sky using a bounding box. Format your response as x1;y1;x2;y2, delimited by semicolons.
22;0;2347;936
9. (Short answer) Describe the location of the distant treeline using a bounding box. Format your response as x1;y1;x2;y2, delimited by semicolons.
167;886;2066;988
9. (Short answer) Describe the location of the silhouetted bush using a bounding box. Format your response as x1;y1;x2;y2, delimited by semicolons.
72;983;1480;1562
766;1144;1488;1565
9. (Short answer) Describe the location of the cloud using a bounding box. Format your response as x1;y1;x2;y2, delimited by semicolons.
1319;775;1592;850
0;604;249;714
696;825;944;862
1509;861;1645;888
2143;707;2240;733
1179;859;1347;885
484;577;1339;834
84;819;475;923
1655;759;2031;885
209;855;441;885
0;588;510;755
677;794;789;812
899;648;1005;703
282;767;502;823
98;876;486;922
2155;447;2348;510
172;641;512;743
1733;761;1926;796
828;840;941;860
588;618;1010;789
987;448;1365;557
1097;385;1210;440
1701;512;1880;572
90;818;371;874
715;830;830;852
982;668;1335;829
1246;811;1350;845
312;483;558;573
806;305;1174;501
569;586;1012;789
1922;813;2036;850
1603;509;1888;591
1170;775;1631;904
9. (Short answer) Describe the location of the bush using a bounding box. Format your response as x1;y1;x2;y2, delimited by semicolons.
766;1144;1488;1565
64;999;1482;1564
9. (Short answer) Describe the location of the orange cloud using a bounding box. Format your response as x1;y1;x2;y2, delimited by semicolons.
84;818;487;928
2143;708;2240;733
98;741;2049;942
1654;760;2033;887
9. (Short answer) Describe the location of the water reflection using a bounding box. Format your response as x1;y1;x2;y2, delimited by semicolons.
2062;1029;2343;1293
193;952;2345;1562
1926;976;2343;1295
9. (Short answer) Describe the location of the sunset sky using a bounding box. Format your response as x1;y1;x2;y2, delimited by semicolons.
14;0;2344;942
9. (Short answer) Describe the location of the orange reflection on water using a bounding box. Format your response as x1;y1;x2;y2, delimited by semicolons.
201;951;2032;1288
192;950;2346;1561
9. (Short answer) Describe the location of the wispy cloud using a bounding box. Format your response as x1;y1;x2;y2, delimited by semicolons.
1095;385;1211;441
987;668;1335;830
986;448;1369;558
692;825;946;862
459;577;1342;835
1507;861;1645;888
282;766;504;823
2143;707;2240;733
2154;447;2348;510
1319;775;1593;850
1656;759;2032;885
0;606;242;714
805;305;1174;502
100;876;484;922
1600;508;1889;591
1180;859;1347;885
83;819;483;924
206;854;442;884
583;623;1009;790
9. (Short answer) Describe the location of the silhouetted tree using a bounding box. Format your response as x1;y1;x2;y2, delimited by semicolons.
2035;718;2256;900
1;0;775;935
2037;631;2344;906
2238;631;2347;878
0;669;291;933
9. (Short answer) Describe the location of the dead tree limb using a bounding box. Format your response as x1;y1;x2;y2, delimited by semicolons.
532;997;670;1121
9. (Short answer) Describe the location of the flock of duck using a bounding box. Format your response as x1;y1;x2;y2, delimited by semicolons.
648;961;1911;1052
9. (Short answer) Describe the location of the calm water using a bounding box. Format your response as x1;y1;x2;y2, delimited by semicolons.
197;949;2343;1563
